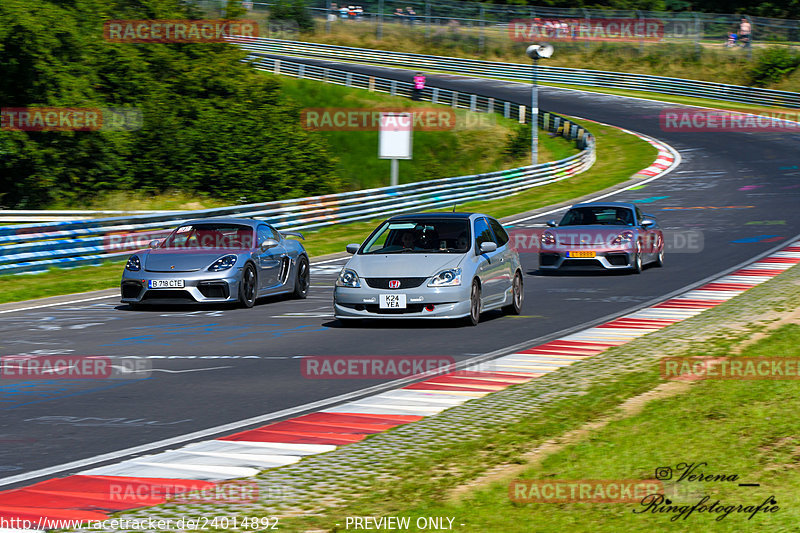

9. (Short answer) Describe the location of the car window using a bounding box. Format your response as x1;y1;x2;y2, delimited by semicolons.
488;218;509;246
560;207;635;226
635;207;645;224
362;219;470;254
257;224;279;246
162;223;253;249
474;217;493;249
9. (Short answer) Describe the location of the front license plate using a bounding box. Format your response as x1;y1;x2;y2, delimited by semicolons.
148;279;185;289
379;294;407;309
567;251;596;258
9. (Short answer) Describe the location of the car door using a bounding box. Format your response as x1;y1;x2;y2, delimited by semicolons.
636;207;660;261
473;217;505;304
488;217;514;292
256;224;286;291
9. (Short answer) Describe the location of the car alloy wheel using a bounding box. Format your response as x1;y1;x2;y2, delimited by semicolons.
504;271;524;315
465;280;481;326
654;248;664;268
293;256;310;299
239;263;257;308
632;243;643;274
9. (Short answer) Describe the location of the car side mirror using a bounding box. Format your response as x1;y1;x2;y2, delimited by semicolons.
479;241;497;254
641;219;655;228
260;238;279;250
149;240;160;249
546;219;558;227
346;243;360;254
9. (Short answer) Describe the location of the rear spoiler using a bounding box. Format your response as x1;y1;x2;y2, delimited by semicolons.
280;230;305;240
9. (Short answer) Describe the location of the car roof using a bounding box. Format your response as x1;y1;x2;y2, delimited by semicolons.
387;212;483;221
179;217;264;228
570;202;637;210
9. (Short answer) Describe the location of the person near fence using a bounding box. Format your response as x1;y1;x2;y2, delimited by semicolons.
406;7;417;24
739;17;752;47
412;72;426;101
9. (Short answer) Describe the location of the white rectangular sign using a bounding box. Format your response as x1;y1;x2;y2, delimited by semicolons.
379;112;412;159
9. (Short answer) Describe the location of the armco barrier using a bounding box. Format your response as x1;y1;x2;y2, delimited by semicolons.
233;37;800;108
0;58;594;275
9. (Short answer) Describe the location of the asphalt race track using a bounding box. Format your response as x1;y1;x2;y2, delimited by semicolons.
1;58;799;490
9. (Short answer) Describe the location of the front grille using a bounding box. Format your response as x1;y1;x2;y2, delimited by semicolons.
142;289;195;301
365;304;426;314
539;253;560;266
364;277;428;289
606;253;630;266
121;282;142;299
198;282;229;299
562;259;603;268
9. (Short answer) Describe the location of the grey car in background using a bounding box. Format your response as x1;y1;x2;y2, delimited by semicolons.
333;213;523;326
120;218;310;308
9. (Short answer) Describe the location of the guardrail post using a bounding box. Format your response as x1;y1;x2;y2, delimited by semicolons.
298;65;305;79
323;68;328;82
452;91;459;108
488;98;494;114
390;80;397;95
543;112;550;130
519;105;526;124
275;59;281;75
432;88;439;104
504;101;510;118
368;77;375;92
346;72;352;87
470;94;477;112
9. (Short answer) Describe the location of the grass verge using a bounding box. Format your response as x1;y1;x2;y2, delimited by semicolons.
266;261;800;532
0;118;654;304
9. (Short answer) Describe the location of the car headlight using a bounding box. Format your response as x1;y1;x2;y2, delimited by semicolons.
208;254;238;272
336;268;361;288
125;255;141;272
428;268;462;287
611;231;635;246
541;232;556;246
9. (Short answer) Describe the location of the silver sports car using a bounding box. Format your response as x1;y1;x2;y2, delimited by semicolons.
120;218;309;307
538;202;664;273
333;213;523;326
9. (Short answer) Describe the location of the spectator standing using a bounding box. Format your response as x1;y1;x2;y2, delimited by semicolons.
406;7;416;25
412;72;425;100
739;17;752;47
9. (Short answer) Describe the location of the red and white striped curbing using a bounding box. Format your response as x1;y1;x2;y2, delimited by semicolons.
1;242;798;528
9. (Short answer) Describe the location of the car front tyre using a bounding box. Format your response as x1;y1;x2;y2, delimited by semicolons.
632;244;643;274
293;256;310;299
239;263;257;308
463;280;481;326
503;271;524;315
654;248;664;268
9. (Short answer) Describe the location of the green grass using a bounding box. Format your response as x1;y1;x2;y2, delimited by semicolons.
371;324;800;532
274;74;578;191
274;303;800;531
296;20;800;92
0;261;125;304
0;116;652;304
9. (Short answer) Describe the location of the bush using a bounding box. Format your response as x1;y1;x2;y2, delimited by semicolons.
747;47;800;87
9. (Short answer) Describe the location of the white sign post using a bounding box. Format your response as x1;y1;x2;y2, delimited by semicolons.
379;112;412;187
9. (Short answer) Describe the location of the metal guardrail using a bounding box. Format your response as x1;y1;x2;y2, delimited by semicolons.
236;37;800;108
0;58;594;275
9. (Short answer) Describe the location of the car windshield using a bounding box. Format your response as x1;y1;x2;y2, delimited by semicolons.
559;206;635;226
161;223;254;250
361;219;471;254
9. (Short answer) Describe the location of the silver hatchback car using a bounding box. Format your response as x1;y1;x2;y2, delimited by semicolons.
333;213;523;326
